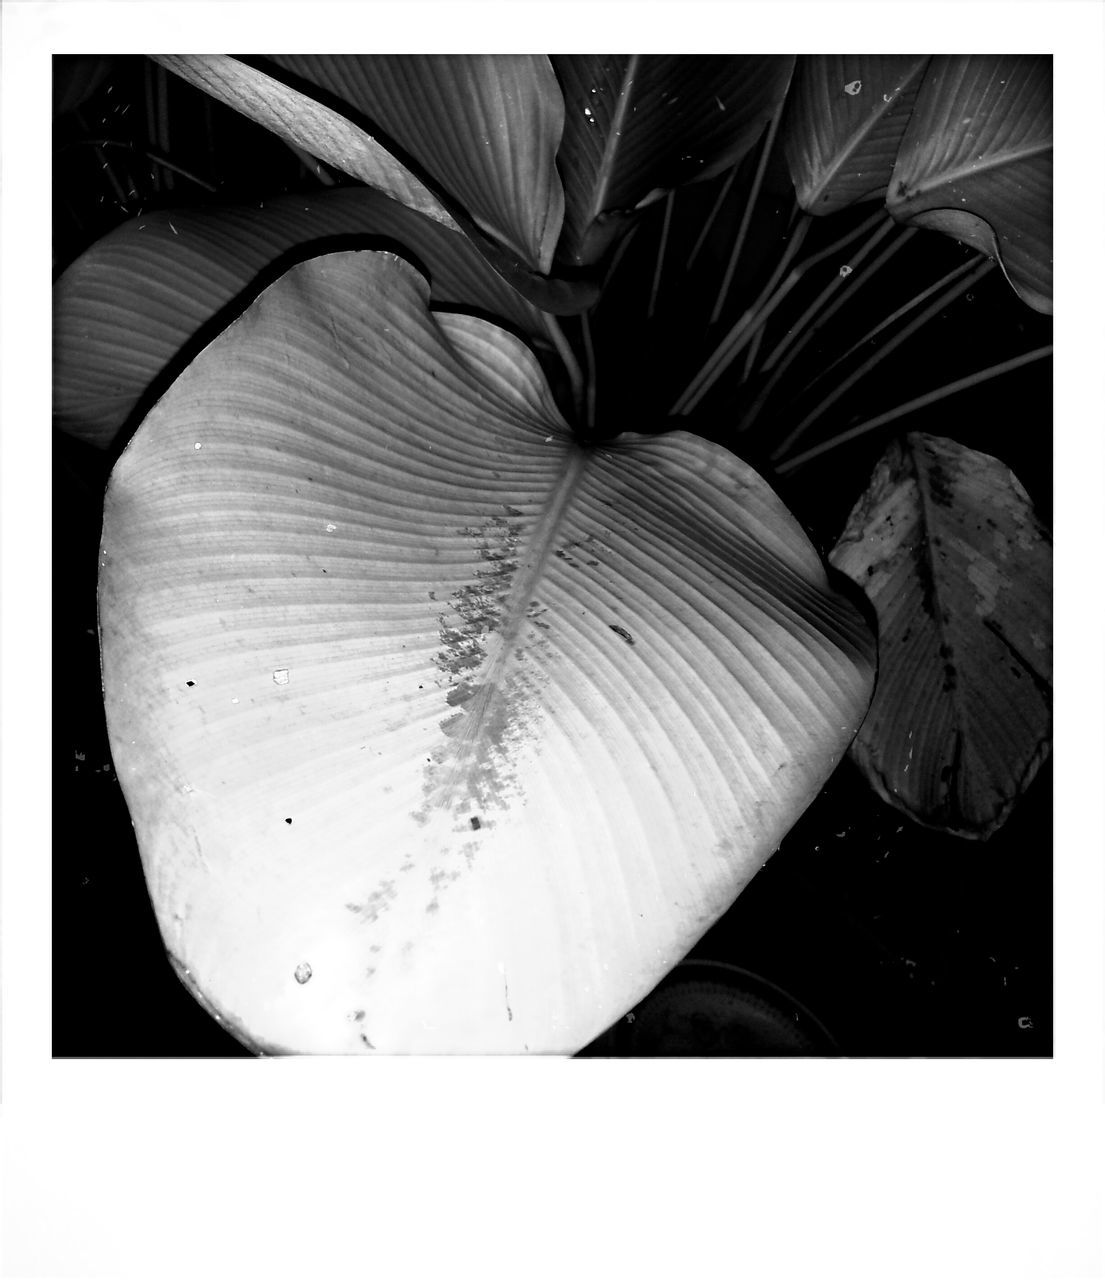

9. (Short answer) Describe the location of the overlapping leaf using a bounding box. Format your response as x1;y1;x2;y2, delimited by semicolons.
155;56;592;314
783;55;930;214
99;250;875;1054
266;55;566;274
54;188;557;450
830;433;1051;838
886;55;1052;313
552;55;795;266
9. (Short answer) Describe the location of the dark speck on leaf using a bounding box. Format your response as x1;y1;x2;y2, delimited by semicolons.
470;815;481;830
186;680;195;687
609;624;635;645
285;817;293;825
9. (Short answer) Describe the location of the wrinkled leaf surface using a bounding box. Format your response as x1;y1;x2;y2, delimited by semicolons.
100;250;875;1054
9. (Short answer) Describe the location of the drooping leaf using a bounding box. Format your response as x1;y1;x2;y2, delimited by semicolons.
53;188;558;451
99;249;875;1055
783;55;930;214
54;54;114;116
552;55;795;267
154;55;593;315
829;433;1051;839
266;55;566;274
885;55;1052;313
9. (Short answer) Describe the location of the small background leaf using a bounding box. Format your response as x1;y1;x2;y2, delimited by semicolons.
829;432;1051;838
552;54;794;266
783;55;930;214
53;188;558;451
99;249;875;1054
885;55;1052;313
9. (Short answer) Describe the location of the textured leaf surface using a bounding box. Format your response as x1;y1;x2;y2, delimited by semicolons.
99;250;875;1054
552;55;794;266
783;55;930;214
267;55;566;274
53;189;555;450
885;55;1052;312
156;55;592;315
830;433;1051;838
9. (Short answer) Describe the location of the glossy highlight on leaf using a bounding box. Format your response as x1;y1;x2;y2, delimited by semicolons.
830;433;1051;838
98;250;875;1054
886;55;1052;313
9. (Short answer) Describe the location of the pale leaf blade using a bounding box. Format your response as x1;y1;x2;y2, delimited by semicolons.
830;433;1051;838
100;250;875;1054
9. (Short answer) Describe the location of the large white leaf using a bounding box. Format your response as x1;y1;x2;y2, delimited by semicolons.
830;433;1051;838
99;250;875;1054
53;189;556;450
885;55;1052;313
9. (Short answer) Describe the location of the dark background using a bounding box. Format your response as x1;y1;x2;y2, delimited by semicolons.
53;55;1053;1057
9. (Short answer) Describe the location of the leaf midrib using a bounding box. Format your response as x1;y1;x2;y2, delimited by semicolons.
585;55;641;229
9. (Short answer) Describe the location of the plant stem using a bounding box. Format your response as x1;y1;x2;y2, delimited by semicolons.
686;164;739;271
775;344;1053;474
796;253;983;402
760;214;900;375
737;222;913;435
673;208;884;417
768;256;996;462
671;216;812;416
580;310;597;430
590;223;641;314
546;315;585;423
708;101;785;326
647;190;676;319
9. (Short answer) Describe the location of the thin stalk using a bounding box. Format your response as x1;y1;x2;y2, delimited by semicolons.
580;310;597;431
740;326;765;385
737;224;915;435
798;253;984;401
686;164;739;271
673;208;884;417
708;101;784;326
671;216;813;416
775;344;1052;474
589;222;641;314
647;189;676;319
768;257;996;462
65;140;219;192
155;60;174;191
143;60;160;193
546;315;585;423
760;214;899;375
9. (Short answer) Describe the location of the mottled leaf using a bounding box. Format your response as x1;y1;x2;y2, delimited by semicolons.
99;250;875;1054
830;433;1051;838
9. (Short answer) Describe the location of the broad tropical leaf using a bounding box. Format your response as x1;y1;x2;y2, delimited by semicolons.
830;433;1051;838
54;188;558;450
885;55;1052;313
783;55;930;214
552;55;795;266
99;249;875;1054
155;55;592;314
267;55;566;274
